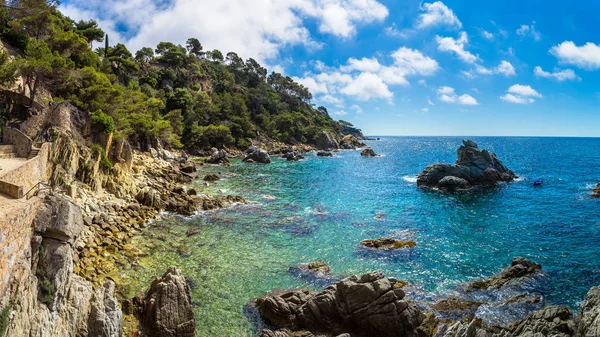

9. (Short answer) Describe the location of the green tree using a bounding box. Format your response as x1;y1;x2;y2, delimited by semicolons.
74;20;104;48
185;38;203;58
17;38;64;105
134;47;154;66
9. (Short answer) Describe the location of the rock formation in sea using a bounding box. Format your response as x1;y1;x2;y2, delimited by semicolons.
316;150;333;157
592;183;600;198
244;146;272;164
417;139;516;190
339;134;366;149
360;238;416;250
316;131;340;150
360;148;377;157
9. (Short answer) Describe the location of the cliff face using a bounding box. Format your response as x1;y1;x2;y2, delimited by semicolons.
3;194;122;337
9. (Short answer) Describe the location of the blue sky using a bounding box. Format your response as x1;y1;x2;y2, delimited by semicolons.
60;0;600;136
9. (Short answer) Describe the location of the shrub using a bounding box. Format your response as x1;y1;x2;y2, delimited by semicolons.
0;303;11;337
91;110;115;134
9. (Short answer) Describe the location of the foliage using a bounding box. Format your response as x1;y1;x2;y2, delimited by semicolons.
90;144;113;169
0;1;347;151
91;109;115;134
0;302;11;337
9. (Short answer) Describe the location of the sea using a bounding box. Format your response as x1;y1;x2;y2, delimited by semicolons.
114;137;600;336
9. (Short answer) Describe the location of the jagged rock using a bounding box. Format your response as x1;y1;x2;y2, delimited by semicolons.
140;267;195;337
136;187;166;210
206;149;229;165
203;173;220;181
315;131;339;150
180;162;196;174
417;140;516;190
432;298;485;320
87;281;122;337
316;151;333;157
339;135;366;149
511;306;575;337
255;271;424;337
283;151;304;162
34;194;84;244
468;257;541;290
360;148;377;157
578;286;600;337
592;183;600;198
36;237;74;312
193;194;247;210
244;147;272;164
360;238;416;250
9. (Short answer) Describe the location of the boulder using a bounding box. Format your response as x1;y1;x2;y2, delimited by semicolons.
140;267;196;337
87;281;122;337
283;152;304;162
206;149;229;165
468;257;542;290
593;183;600;198
339;135;366;149
34;194;84;245
511;306;575;337
180;162;196;174
244;147;272;164
417;140;516;190
578;286;600;337
360;238;416;250
255;271;424;337
360;148;377;157
316;151;333;157
315;131;339;150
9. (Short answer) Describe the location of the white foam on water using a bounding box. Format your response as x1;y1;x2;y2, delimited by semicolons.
402;175;418;183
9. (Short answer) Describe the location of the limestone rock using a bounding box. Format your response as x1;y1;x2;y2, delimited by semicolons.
141;267;196;337
417;140;516;190
255;271;424;337
578;286;600;337
34;194;84;244
244;147;272;164
87;281;122;337
315;131;339;150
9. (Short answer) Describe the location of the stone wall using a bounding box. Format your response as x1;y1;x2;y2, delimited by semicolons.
3;126;32;157
0;142;50;198
0;197;41;303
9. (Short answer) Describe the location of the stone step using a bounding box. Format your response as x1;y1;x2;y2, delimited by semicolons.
28;149;40;160
0;152;17;159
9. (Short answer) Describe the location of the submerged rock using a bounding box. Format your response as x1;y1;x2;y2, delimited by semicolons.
360;148;377;157
203;173;220;181
254;271;424;337
468;257;541;290
140;267;196;337
417;140;516;190
360;238;416;250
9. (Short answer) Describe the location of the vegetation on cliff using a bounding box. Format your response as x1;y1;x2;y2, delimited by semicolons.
0;0;359;151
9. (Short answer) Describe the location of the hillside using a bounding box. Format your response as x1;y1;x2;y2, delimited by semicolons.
0;0;362;153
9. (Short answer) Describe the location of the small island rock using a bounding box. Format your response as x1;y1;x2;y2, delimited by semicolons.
360;238;416;250
244;147;272;164
360;148;377;157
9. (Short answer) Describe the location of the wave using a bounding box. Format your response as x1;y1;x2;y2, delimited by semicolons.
402;175;418;183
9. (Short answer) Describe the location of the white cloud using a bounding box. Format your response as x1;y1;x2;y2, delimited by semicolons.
436;86;478;105
427;97;435;105
482;30;493;40
516;23;541;41
60;0;388;62
534;66;580;81
500;93;534;104
508;84;542;98
550;41;600;70
422;107;429;112
436;32;479;64
417;1;462;29
333;110;348;116
418;79;427;86
350;104;363;113
341;72;393;101
320;94;344;106
294;76;329;95
501;84;541;104
295;47;439;102
464;60;515;78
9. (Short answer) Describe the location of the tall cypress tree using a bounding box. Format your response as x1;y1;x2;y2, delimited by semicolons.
104;34;109;58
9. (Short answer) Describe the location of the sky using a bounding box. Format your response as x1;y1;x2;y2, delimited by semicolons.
59;0;600;137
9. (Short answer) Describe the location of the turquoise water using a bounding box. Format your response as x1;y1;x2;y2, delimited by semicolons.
116;137;600;336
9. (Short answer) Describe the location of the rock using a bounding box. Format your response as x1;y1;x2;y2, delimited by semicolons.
206;149;230;165
360;148;377;157
140;267;196;337
194;194;247;210
437;176;471;191
360;238;416;250
593;183;600;198
244;147;272;164
177;245;192;257
511;306;575;337
468;257;542;290
87;281;122;337
34;194;84;244
315;131;339;150
180;162;196;174
203;174;220;181
417;140;516;190
316;151;333;157
339;135;366;149
432;298;485;320
283;151;304;162
255;271;424;337
299;261;331;275
136;187;165;210
578;286;600;337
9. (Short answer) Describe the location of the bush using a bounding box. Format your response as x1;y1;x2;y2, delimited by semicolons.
190;124;234;149
90;144;113;169
0;303;11;337
91;110;115;134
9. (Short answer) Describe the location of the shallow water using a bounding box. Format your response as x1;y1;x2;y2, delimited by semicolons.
115;137;600;336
